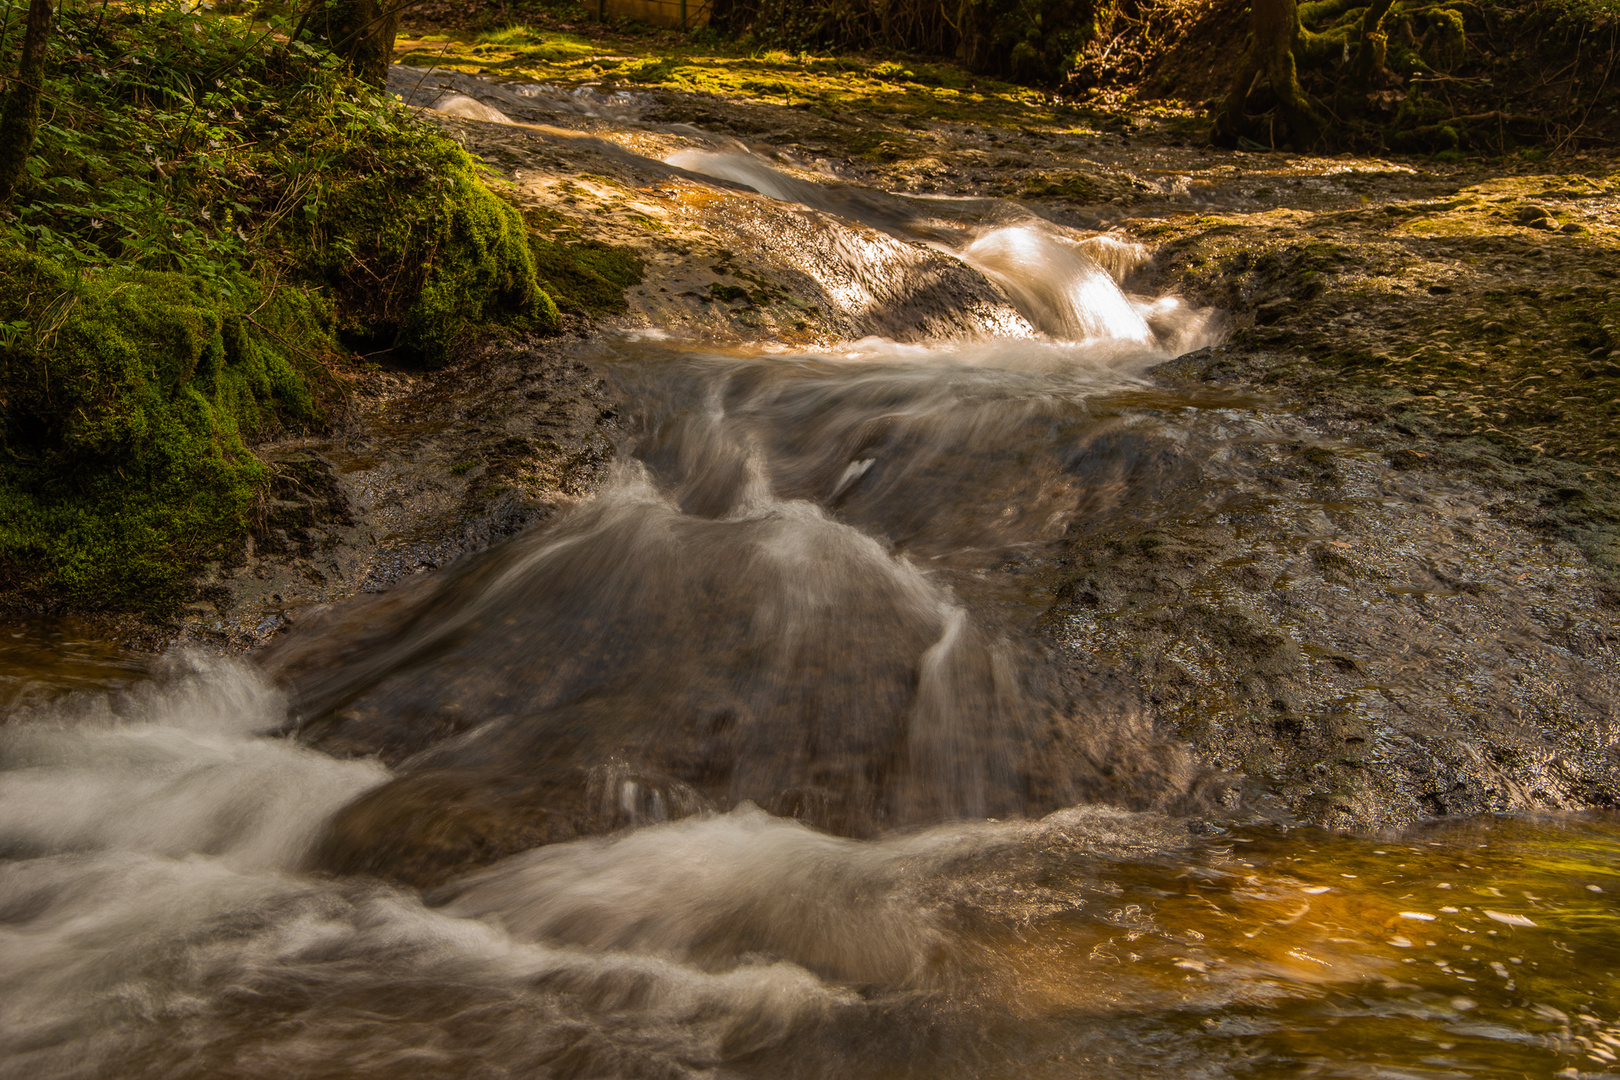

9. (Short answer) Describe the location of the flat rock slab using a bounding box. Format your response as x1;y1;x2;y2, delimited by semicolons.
217;69;1620;871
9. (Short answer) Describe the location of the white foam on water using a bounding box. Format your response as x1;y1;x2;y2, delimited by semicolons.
824;333;1163;380
0;848;852;1079
0;660;854;1079
439;802;1186;988
960;223;1156;344
0;652;1175;1077
663;148;1222;357
443;803;954;986
0;655;387;872
666;148;827;206
430;93;512;124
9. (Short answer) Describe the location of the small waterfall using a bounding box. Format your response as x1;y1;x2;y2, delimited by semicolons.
662;148;1217;353
257;325;1213;890
959;223;1155;343
0;655;386;872
906;604;991;821
429;93;512;124
666;148;834;208
267;460;1128;880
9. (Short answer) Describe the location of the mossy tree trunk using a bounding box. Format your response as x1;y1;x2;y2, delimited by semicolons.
1215;0;1434;150
0;0;52;205
309;0;405;89
1352;0;1399;84
1219;0;1322;149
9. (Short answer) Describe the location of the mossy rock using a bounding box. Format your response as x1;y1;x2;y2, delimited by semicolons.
527;235;645;316
0;250;330;613
954;0;1102;84
300;137;557;365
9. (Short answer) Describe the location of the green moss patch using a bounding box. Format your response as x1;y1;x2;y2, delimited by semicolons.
526;235;644;315
0;252;330;611
393;28;1076;133
298;135;557;362
514;204;644;315
1021;170;1102;201
0;3;561;614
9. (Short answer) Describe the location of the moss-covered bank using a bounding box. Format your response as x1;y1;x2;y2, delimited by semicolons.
0;254;328;610
0;1;555;615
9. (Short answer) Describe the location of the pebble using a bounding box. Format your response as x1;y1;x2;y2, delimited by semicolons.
1483;910;1537;927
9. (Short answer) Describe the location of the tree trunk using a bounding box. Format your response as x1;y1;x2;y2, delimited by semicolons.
1219;0;1322;149
312;0;402;89
1353;0;1398;85
0;0;52;205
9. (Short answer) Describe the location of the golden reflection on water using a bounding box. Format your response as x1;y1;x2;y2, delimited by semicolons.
993;814;1620;1078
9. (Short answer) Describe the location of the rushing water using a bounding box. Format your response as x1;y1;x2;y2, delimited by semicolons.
1;661;1616;1078
3;150;1619;1079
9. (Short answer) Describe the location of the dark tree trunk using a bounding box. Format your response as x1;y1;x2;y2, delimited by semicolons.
312;0;402;89
0;0;52;205
1353;0;1399;85
1219;0;1322;149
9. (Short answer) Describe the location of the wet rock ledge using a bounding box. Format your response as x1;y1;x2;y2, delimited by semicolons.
178;334;619;649
141;72;1620;855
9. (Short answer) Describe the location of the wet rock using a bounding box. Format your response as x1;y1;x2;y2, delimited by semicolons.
1515;204;1557;229
268;346;1237;885
1253;298;1292;325
271;475;1209;885
158;335;619;648
311;763;707;887
1052;381;1620;830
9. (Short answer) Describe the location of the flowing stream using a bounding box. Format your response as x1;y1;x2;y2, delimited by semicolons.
2;149;1618;1079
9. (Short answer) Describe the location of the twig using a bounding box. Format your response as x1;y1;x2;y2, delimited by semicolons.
407;41;452;104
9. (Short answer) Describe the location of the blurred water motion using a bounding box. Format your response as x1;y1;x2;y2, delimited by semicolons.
0;675;1615;1078
0;617;149;713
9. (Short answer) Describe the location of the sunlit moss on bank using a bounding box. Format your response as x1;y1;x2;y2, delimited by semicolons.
393;26;1095;134
519;207;645;315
